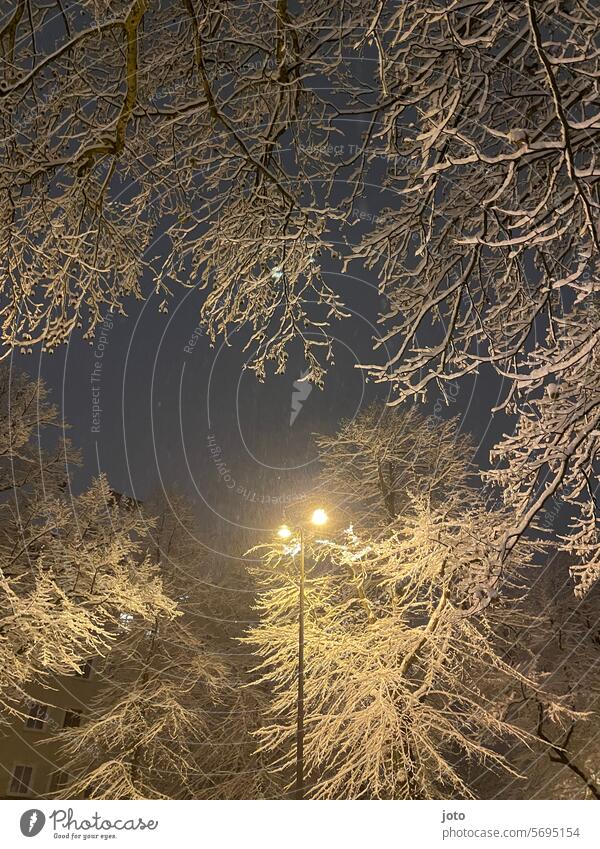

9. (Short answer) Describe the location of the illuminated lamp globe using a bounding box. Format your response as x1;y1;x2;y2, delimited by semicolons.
311;508;328;527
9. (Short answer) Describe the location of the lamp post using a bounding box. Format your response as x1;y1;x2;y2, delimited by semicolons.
277;508;328;800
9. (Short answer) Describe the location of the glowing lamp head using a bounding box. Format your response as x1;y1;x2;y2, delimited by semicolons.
277;524;293;540
311;508;328;527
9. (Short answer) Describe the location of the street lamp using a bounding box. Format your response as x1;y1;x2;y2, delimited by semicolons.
310;508;327;526
277;508;328;800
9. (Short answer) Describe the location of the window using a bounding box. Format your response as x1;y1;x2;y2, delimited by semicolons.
48;770;69;794
25;702;48;730
9;765;33;796
63;710;81;729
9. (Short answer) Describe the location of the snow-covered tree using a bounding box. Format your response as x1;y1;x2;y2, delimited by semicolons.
2;1;599;582
485;309;600;594
314;404;473;525
244;410;557;799
0;368;176;719
346;3;600;586
484;554;600;800
58;496;275;799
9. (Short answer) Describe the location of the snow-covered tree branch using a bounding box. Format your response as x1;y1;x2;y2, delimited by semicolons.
2;2;598;581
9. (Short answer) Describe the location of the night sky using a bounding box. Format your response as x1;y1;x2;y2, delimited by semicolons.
18;239;513;551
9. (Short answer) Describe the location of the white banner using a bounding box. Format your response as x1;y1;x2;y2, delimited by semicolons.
1;800;598;848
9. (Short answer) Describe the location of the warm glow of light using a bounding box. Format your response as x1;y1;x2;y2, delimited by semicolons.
277;524;292;539
311;508;328;526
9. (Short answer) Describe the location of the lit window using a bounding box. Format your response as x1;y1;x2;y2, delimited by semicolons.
63;710;81;729
9;765;33;796
25;702;48;730
118;612;134;631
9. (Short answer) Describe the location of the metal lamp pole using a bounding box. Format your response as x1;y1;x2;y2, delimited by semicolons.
296;526;305;800
277;509;327;801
